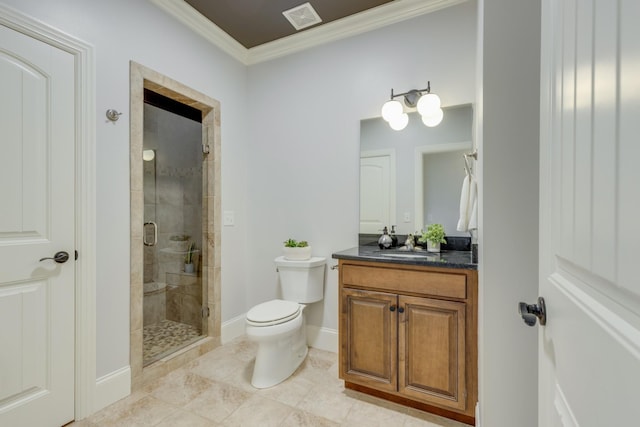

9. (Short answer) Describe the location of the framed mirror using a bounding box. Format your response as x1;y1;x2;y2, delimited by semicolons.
359;104;473;237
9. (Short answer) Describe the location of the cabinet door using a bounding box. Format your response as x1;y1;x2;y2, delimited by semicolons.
340;288;397;392
398;296;466;411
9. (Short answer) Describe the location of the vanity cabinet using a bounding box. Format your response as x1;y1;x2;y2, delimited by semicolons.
338;259;477;424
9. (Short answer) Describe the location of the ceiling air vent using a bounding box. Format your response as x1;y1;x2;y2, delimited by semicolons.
282;2;323;31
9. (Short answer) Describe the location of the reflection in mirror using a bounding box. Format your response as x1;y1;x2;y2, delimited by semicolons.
360;104;473;237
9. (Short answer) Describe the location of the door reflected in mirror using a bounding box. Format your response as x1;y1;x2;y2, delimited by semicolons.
359;104;473;237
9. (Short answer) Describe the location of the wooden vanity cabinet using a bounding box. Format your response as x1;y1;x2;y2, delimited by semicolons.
338;259;477;424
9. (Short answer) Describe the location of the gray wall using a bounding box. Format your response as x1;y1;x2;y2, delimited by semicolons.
478;0;540;425
246;2;478;331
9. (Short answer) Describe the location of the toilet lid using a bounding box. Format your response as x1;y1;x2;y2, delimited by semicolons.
246;299;301;325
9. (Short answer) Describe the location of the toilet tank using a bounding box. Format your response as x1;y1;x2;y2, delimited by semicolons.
275;256;326;303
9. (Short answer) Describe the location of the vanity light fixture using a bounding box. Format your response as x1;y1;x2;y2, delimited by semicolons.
381;81;443;130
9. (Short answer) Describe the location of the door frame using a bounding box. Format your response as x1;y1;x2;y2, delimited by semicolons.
0;4;97;420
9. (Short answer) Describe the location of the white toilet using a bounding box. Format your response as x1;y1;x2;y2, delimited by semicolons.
245;255;326;389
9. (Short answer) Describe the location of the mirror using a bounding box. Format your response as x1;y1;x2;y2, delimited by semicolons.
359;104;473;236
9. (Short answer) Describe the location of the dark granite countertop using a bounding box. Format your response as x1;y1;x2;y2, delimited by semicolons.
332;246;477;270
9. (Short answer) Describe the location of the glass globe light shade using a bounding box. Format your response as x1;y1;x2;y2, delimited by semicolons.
421;108;444;127
381;100;403;122
417;93;441;117
143;149;155;161
389;113;409;131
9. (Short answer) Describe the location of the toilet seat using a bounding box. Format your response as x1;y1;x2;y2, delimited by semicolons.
246;299;301;327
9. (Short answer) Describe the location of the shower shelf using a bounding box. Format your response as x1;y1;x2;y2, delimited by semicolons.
159;248;201;255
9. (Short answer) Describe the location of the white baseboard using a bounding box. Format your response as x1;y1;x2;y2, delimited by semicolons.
222;313;337;354
221;314;247;344
94;366;131;413
307;325;338;353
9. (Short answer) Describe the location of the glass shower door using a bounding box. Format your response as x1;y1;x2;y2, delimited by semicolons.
142;94;205;366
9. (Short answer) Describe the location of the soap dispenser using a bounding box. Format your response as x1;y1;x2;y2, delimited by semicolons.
378;226;392;249
390;225;398;248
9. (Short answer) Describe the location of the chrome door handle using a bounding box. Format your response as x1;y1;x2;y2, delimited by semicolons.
143;221;157;246
518;297;546;326
39;251;70;264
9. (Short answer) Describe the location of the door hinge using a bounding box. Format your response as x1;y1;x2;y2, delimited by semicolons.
202;306;210;318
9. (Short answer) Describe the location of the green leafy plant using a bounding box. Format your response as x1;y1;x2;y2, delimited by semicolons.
283;238;309;248
418;224;447;245
184;242;196;264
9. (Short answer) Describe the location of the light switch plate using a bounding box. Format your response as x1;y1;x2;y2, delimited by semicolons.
223;210;235;226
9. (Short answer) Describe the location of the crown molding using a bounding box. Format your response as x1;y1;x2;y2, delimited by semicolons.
149;0;469;66
149;0;249;63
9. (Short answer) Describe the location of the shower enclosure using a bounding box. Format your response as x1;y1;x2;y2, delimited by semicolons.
142;90;206;366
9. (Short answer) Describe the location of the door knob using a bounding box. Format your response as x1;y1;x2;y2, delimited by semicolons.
39;251;70;264
518;297;546;326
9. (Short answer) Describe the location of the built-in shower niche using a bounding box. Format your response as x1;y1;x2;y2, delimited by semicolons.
142;95;205;367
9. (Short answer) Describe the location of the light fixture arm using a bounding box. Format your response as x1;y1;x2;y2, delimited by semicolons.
387;81;432;108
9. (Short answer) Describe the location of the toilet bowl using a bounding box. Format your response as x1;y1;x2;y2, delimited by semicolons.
246;256;326;389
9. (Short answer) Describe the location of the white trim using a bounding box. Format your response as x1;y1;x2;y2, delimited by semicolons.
306;325;338;353
553;383;578;427
551;269;640;361
222;314;337;354
148;0;249;64
0;4;97;420
94;367;131;413
414;141;472;233
149;0;468;65
221;314;247;344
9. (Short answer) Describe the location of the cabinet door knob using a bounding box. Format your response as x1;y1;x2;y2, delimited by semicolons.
398;306;405;313
389;305;396;312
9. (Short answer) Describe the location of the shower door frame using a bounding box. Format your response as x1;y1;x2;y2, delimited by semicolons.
129;62;221;389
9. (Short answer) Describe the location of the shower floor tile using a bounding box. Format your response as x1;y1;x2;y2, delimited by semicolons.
143;319;202;366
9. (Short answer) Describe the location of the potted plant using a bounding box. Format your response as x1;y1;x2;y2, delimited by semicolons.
184;242;196;273
282;238;311;260
418;224;447;253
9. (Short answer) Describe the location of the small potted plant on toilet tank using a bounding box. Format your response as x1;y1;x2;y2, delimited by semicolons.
418;224;447;253
283;238;311;260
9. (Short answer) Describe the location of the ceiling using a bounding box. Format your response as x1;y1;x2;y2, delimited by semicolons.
149;0;468;65
183;0;394;49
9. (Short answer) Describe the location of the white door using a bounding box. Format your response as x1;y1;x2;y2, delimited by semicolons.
0;23;76;426
360;151;395;234
538;1;640;425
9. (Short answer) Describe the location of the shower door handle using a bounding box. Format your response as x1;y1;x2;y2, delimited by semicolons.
144;221;157;246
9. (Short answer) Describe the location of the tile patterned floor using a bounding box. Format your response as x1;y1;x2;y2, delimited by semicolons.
72;336;470;427
143;320;202;366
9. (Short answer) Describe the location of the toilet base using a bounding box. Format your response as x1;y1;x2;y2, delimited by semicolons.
247;312;307;389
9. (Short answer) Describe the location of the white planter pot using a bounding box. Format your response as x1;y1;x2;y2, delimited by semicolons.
426;241;441;253
184;263;195;273
282;246;312;260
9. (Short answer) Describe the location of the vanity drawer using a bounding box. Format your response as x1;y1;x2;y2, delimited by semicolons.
341;264;467;299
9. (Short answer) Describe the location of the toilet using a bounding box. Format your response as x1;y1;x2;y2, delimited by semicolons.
245;255;326;389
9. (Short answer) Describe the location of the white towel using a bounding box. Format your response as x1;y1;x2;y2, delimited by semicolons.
457;174;478;232
456;175;471;231
468;176;478;231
